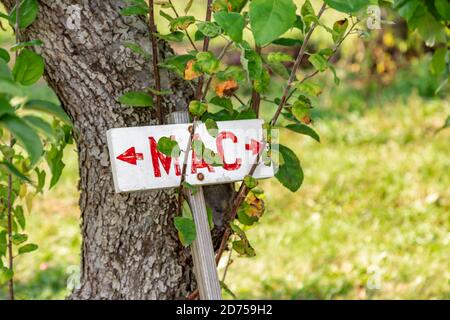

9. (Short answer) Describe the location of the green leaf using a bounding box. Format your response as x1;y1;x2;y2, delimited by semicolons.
0;267;13;283
394;0;421;21
157;137;181;157
159;54;195;77
275;144;304;192
184;0;194;13
45;145;64;188
123;41;151;59
0;48;10;63
209;96;233;112
267;52;294;63
435;0;450;20
272;37;303;47
232;239;256;257
406;7;446;46
18;243;38;255
286;123;320;143
244;175;258;189
324;0;368;13
9;0;39;29
174;217;196;247
118;91;153;107
12;49;44;86
22;100;71;124
14;206;26;229
11;234;28;245
292;96;312;122
0;161;32;183
189;100;208;117
254;68;270;94
181;200;193;219
214;11;245;43
155;31;185;42
237;202;259;226
309;53;328;72
220;280;237;298
193;52;220;74
217;66;246;82
0;97;14;117
205;118;219;138
241;46;263;80
203;148;223;167
206;206;214;230
431;47;447;75
332;19;348;44
295;82;322;96
22;115;54;139
120;5;147;16
267;52;293;79
197;21;222;38
10;39;43;51
249;0;297;46
0;114;43;165
301;0;316;31
159;10;174;22
0;79;24;96
170;16;196;32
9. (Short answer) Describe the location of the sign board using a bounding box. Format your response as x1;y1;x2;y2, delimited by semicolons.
107;119;274;193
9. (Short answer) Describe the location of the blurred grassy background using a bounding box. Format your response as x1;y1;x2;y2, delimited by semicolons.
1;1;450;299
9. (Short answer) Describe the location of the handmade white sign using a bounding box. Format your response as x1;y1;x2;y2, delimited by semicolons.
107;119;274;193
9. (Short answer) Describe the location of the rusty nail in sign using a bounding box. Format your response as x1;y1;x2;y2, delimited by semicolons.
197;173;205;181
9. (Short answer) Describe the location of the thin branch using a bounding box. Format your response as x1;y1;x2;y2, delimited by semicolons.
232;93;246;106
195;0;213;100
167;0;198;51
148;0;163;124
286;19;360;103
269;4;327;127
221;245;233;282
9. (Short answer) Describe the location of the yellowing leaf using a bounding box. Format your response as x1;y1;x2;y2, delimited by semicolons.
215;79;239;97
184;60;201;80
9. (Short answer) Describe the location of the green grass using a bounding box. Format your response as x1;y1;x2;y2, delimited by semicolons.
223;94;450;300
1;91;448;300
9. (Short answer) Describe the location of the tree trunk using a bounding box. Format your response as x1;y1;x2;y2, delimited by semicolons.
0;0;226;299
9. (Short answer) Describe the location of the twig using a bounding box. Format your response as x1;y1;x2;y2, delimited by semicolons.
221;245;233;282
7;0;22;301
195;0;213;100
269;4;326;127
148;0;163;124
286;18;360;103
167;0;198;51
232;93;246;106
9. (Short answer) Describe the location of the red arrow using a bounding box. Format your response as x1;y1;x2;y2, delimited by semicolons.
116;147;144;165
245;139;262;155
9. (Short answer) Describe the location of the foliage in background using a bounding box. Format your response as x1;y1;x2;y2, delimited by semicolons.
0;0;72;299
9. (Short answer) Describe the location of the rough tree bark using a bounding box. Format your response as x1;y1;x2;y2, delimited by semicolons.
1;0;234;299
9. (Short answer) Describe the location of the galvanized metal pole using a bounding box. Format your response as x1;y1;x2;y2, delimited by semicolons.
167;111;222;300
